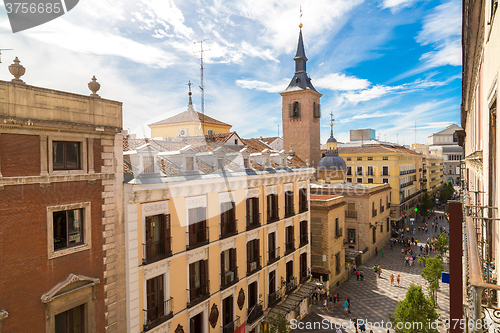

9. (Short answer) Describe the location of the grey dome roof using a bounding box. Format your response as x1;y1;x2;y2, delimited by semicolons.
318;150;346;170
327;137;337;143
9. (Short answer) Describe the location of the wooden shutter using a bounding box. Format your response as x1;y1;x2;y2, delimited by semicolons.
145;216;153;259
190;317;195;333
230;248;236;272
158;275;164;317
273;195;278;218
202;260;208;294
221;251;225;286
188;209;196;246
246;199;250;226
163;214;171;254
267;195;271;221
247;242;251;271
220;203;226;234
255;239;260;268
147;279;154;321
189;263;196;301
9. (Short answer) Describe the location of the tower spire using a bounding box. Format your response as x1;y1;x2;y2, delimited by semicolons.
330;111;335;138
187;80;195;111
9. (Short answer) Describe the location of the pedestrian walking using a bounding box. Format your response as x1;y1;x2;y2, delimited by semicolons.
347;297;351;313
377;265;381;278
329;294;333;310
360;270;364;281
356;270;360;280
336;294;340;308
375;247;378;255
344;298;349;317
360;323;366;332
381;247;384;258
373;265;378;277
323;298;329;312
336;328;342;333
390;273;394;286
397;274;401;287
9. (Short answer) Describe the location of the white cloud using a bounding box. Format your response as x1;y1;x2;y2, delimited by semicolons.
419;41;461;67
235;79;289;93
314;73;370;91
342;85;398;103
352;111;403;119
381;0;421;12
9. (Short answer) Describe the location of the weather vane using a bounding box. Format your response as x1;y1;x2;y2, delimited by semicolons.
299;6;303;28
187;80;192;93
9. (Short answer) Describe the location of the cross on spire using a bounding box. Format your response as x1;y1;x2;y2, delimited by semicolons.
330;111;335;138
187;80;194;108
299;6;303;28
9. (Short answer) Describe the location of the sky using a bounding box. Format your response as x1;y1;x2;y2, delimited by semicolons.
0;0;462;145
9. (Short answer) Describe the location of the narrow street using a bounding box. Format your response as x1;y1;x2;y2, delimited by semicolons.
292;209;450;332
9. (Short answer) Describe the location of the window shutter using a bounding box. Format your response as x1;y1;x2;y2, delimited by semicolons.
145;216;153;242
247;242;251;269
201;207;207;230
220;203;225;230
163;214;171;253
221;251;225;285
246;198;251;221
231;248;236;271
274;194;278;217
188;210;196;246
318;103;321;118
267;196;271;221
255;239;260;264
158;275;165;317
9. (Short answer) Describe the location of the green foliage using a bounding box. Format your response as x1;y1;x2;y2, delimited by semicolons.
419;193;434;217
439;182;455;203
267;311;289;333
389;284;439;333
418;255;445;301
427;232;449;257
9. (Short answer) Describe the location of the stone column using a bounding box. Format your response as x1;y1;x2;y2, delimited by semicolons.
40;135;48;176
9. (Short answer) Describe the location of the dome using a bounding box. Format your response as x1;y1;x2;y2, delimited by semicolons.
318;149;346;170
327;137;337;143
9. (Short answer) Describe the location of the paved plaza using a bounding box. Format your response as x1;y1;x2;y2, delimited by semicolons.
292;210;450;333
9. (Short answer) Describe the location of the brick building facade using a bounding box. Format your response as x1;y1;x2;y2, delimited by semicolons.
0;62;126;333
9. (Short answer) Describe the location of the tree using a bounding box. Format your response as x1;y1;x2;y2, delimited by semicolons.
389;283;439;333
420;192;434;217
428;232;449;257
267;310;289;333
439;182;455;203
418;255;445;302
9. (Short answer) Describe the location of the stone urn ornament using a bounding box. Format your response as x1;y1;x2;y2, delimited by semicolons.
88;75;100;97
9;57;25;84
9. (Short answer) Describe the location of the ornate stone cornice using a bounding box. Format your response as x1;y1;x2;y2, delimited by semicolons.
41;274;100;303
143;260;170;280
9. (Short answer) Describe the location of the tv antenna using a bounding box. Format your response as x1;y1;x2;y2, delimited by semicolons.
194;39;210;134
0;49;13;63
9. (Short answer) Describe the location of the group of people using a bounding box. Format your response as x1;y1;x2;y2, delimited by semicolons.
389;273;401;287
314;289;352;317
373;264;382;278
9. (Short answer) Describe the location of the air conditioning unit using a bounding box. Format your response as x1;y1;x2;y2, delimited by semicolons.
178;128;189;137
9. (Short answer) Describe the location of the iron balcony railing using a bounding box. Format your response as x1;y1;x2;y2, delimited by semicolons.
142;237;172;265
285;240;295;255
247;256;262;276
187;281;210;308
299;234;308;247
268;247;280;264
285;277;297;294
143;297;173;332
220;219;238;239
299;200;308;213
345;210;357;218
247;301;263;324
220;268;239;290
222;316;241;333
246;213;261;231
186;226;209;250
267;208;279;223
284;204;295;218
268;289;282;308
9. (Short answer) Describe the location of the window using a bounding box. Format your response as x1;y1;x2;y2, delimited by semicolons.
367;178;374;184
290;102;300;117
299;188;308;213
145;274;172;330
357;157;362;161
346;203;356;218
285;225;295;254
383;156;388;160
268;232;279;263
347;229;356;244
221;248;237;288
247;239;261;275
143;156;155;173
367;157;373;161
347;157;351;161
207;130;214;136
372;227;376;244
267;194;279;222
53;208;84;251
335;252;341;275
186;157;194;171
220;202;236;239
386;217;390;232
244;158;250;169
380;224;383;233
382;178;389;184
346;178;352;183
382;166;389;176
235;139;238;145
218;158;224;170
187;207;208;250
246;197;260;229
299;220;308;246
356;166;363;176
144;214;172;264
188;260;209;306
367;166;374;176
285;191;295;217
347;166;352;176
335;218;342;238
55;304;84;333
357;178;362;183
53;141;81;170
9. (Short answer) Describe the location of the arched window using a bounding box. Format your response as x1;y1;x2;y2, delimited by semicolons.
293;102;300;117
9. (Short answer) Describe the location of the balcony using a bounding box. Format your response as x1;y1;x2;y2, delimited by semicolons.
372;209;377;217
220;268;239;290
247;256;262;276
143;297;173;332
186;227;209;250
268;247;280;264
247;301;263;325
268;289;282;308
220;219;238;239
285;277;297;294
284;204;295;218
285;240;295;255
299;200;308;213
222;316;241;333
345;210;357;218
246;213;261;231
299;234;308;247
142;237;172;265
267;208;279;223
187;281;210;308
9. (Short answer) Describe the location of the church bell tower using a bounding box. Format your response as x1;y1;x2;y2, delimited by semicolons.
280;25;321;168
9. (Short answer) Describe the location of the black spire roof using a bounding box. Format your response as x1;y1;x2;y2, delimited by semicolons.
283;28;317;93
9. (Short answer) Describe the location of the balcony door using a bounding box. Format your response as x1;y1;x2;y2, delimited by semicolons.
269;270;276;295
286;260;293;282
188;207;207;247
190;312;203;333
145;214;170;261
248;281;258;309
222;296;234;328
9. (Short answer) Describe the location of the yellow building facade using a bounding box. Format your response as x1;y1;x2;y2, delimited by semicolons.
124;141;314;333
336;145;424;224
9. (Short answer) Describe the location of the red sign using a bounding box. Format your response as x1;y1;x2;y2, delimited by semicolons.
235;321;246;333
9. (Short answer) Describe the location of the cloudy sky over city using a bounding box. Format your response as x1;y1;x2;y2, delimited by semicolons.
0;0;461;144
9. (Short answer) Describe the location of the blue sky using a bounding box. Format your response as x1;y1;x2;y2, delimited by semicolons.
0;0;461;145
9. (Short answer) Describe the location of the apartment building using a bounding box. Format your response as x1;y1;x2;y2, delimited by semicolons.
428;124;464;185
123;133;314;333
413;144;445;197
461;0;500;329
0;60;126;332
336;145;423;226
310;182;391;263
